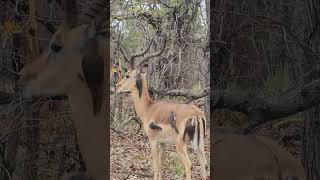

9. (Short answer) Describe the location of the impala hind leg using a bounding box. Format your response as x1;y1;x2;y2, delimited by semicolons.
196;147;207;180
196;121;207;180
176;141;192;180
150;140;159;180
158;143;166;180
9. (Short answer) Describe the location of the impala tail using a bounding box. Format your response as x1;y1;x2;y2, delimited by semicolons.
184;115;206;151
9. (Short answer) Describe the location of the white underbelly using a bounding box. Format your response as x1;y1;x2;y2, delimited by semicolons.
157;137;176;144
144;121;181;145
155;124;178;144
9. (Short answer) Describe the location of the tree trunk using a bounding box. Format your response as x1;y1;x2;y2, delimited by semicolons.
303;106;320;180
303;0;320;179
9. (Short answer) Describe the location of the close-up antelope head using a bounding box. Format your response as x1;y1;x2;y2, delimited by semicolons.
116;68;147;98
17;0;108;180
18;0;107;104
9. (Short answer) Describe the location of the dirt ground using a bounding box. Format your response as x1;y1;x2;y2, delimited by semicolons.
110;124;210;180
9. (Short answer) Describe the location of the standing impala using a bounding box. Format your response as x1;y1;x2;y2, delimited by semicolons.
116;36;208;180
17;0;108;179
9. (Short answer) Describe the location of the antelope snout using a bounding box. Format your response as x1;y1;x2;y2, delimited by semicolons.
15;77;33;99
115;82;122;92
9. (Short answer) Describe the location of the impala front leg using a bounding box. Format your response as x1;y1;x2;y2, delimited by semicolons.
158;143;166;180
150;140;159;180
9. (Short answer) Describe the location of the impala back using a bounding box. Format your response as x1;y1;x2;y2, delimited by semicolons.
213;133;305;180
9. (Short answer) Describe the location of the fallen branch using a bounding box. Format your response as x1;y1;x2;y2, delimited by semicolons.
121;116;142;135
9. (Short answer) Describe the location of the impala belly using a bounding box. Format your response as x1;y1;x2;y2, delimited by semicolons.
157;125;178;144
145;123;178;144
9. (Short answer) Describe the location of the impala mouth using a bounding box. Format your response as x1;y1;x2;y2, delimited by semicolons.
123;91;131;97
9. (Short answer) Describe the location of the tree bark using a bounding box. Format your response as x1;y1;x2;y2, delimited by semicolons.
303;1;320;179
303;106;320;180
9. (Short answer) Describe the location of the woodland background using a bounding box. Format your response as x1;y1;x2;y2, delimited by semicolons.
210;0;320;179
0;0;319;180
109;0;209;179
0;0;210;179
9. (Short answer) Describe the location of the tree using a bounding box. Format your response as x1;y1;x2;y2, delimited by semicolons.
210;0;320;179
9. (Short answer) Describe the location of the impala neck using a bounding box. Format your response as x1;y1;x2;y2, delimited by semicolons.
67;84;107;180
131;79;153;118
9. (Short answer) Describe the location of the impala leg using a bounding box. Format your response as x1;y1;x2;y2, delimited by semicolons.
158;143;166;180
196;146;207;180
150;140;159;180
197;122;207;180
176;141;192;180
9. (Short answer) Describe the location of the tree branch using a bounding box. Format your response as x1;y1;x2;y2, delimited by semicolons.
150;86;209;102
211;79;320;122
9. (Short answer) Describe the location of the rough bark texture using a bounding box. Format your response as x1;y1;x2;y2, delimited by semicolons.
303;0;320;179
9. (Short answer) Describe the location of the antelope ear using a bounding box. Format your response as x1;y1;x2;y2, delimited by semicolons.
135;73;143;98
81;38;104;115
140;64;148;74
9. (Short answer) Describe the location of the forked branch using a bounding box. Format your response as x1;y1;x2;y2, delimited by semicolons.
137;34;167;67
123;34;167;69
128;38;154;69
63;0;78;27
80;0;108;29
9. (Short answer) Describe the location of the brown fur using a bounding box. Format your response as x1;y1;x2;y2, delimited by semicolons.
81;38;104;115
17;1;108;178
213;131;306;180
117;69;207;180
168;111;179;134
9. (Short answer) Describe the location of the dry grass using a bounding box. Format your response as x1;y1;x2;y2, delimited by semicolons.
110;123;210;180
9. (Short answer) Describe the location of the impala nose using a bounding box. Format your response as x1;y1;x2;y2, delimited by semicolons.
115;82;121;90
15;78;32;99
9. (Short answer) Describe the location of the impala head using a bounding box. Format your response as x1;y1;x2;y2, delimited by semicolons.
116;34;167;97
116;67;147;98
17;0;107;114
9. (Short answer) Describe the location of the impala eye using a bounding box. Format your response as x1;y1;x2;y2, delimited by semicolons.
51;43;62;53
126;75;129;78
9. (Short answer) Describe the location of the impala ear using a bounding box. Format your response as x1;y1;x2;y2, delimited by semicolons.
140;64;148;75
135;72;143;98
81;38;104;115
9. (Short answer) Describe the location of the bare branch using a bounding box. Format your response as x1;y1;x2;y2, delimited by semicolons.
80;0;107;27
129;38;154;69
0;63;20;77
63;0;78;27
137;34;167;67
211;79;320;121
119;47;129;63
150;86;209;102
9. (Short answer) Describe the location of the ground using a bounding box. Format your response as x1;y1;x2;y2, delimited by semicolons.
110;123;210;180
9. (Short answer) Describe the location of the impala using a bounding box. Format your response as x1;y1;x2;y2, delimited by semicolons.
116;36;208;180
213;127;306;180
17;0;108;179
